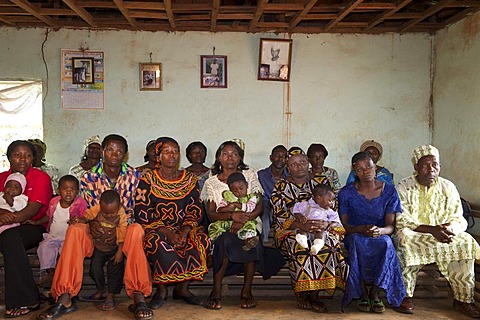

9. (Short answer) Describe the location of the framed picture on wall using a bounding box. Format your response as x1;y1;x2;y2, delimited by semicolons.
72;57;95;84
201;55;227;88
258;38;292;82
139;63;162;91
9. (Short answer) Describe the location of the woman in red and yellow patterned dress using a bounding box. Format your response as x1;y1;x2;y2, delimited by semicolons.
134;137;212;310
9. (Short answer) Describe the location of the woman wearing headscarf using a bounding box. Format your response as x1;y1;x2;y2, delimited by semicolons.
136;139;156;176
271;147;348;313
69;135;102;180
346;140;394;185
28;138;59;191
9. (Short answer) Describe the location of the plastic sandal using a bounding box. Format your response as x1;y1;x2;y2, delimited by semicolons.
370;300;386;313
357;299;371;312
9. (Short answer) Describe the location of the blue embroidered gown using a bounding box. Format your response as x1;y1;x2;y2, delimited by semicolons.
338;183;406;309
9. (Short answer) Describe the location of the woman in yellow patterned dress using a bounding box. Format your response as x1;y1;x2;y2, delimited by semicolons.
134;137;212;310
271;147;349;313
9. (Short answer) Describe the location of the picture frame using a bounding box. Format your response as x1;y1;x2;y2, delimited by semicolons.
258;38;293;82
72;57;95;84
139;63;162;91
201;55;227;88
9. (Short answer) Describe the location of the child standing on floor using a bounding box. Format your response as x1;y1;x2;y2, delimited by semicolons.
208;172;262;251
32;174;87;287
0;173;28;233
70;189;127;311
293;184;341;254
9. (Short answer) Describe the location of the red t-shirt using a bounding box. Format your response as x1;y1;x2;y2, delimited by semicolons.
0;167;53;222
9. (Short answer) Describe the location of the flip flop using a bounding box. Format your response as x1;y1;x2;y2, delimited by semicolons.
205;293;221;310
98;300;119;311
240;295;257;309
78;293;106;302
37;302;77;320
4;304;40;318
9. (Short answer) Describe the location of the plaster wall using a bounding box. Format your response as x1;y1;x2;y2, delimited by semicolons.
433;11;480;203
0;28;432;184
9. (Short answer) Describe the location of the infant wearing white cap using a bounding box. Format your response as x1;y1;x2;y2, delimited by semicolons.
0;172;29;234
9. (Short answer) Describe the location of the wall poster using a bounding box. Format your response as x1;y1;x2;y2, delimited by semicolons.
61;49;104;110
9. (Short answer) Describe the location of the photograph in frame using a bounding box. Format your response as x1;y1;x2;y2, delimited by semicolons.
139;63;162;91
257;38;292;82
72;57;95;84
201;55;227;88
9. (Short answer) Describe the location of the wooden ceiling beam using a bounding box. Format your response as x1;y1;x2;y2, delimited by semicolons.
62;0;96;26
248;0;268;32
0;14;15;24
0;7;28;14
112;0;137;28
324;0;365;32
365;0;413;31
129;11;167;19
124;1;165;10
399;0;456;32
210;0;220;31
442;6;480;27
38;8;76;15
75;1;116;9
288;0;318;32
164;0;176;30
218;13;252;20
9;0;56;26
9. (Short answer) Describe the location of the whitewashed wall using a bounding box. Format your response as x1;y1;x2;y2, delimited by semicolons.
434;12;480;203
0;28;432;185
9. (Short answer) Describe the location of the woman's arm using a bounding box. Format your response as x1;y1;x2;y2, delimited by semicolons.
377;213;396;236
340;213;370;235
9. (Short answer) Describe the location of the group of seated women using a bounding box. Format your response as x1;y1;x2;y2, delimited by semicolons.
0;136;468;319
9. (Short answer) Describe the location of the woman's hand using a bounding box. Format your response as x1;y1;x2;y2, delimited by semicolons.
363;225;382;238
299;220;323;233
0;211;16;225
231;211;249;224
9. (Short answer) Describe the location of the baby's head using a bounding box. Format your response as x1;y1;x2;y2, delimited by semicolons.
99;190;121;221
312;184;335;210
4;173;26;198
227;172;248;199
58;175;79;205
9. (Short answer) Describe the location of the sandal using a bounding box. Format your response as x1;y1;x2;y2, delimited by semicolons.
242;236;259;251
296;292;311;310
79;292;106;302
37;302;77;320
357;299;371;312
98;300;119;311
310;300;327;313
4;304;40;318
147;288;167;309
205;293;222;310
240;295;257;309
128;302;153;320
370;300;385;313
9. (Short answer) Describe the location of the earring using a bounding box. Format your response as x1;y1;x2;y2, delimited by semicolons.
219;164;223;171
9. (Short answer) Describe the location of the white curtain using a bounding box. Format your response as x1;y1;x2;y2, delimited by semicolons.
0;81;42;114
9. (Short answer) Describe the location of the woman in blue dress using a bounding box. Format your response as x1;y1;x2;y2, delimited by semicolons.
338;151;405;313
345;140;394;185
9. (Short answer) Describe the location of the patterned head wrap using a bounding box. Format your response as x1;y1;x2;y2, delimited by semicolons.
27;139;46;161
83;135;101;151
411;145;440;165
231;139;245;151
360;140;383;162
5;172;27;192
287;146;305;158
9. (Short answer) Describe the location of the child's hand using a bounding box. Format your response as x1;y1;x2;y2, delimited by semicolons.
23;220;37;225
294;213;307;224
69;216;80;225
3;194;14;207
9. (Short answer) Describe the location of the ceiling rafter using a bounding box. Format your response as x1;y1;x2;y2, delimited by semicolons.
62;0;96;27
210;0;220;32
112;0;137;28
9;0;56;26
249;0;268;32
0;14;15;25
164;0;176;30
399;0;456;32
324;0;365;32
365;0;413;31
288;0;318;33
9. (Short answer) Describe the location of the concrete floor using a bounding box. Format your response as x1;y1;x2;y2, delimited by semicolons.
1;293;471;320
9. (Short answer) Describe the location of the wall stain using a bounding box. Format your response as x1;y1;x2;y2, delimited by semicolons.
461;13;480;49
